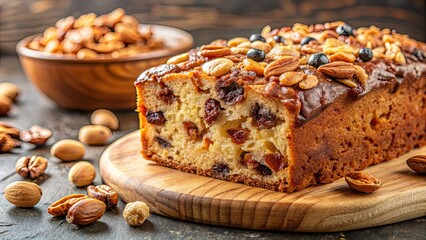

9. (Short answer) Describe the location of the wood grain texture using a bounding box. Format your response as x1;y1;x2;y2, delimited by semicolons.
15;25;193;111
99;131;426;232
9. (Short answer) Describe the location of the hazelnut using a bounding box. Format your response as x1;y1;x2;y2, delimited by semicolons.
0;82;20;101
50;139;85;161
78;125;112;146
90;109;119;130
123;201;150;226
68;161;96;187
4;181;42;207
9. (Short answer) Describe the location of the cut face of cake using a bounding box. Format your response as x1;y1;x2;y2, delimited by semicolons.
135;22;426;192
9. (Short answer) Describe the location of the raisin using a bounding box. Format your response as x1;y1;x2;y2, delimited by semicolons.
240;152;260;169
155;136;171;148
182;121;199;140
211;163;230;177
264;153;286;172
158;86;177;104
216;76;245;105
250;103;277;129
204;98;222;124
226;128;250;144
412;48;425;62
256;164;272;176
146;110;166;125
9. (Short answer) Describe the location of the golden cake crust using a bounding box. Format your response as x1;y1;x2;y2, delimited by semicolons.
135;21;426;192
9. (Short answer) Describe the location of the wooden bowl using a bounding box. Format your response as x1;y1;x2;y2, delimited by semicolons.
16;25;193;111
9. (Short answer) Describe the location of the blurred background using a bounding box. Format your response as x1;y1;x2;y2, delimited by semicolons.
1;0;425;55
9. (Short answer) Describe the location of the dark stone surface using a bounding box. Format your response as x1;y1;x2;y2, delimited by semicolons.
0;55;425;239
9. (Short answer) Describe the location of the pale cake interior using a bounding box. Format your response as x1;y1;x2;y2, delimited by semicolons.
138;72;293;187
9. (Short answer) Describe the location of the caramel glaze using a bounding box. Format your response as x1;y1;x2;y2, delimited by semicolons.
292;59;426;126
135;51;426;127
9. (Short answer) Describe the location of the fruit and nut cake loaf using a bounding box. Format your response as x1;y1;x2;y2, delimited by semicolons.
135;22;426;192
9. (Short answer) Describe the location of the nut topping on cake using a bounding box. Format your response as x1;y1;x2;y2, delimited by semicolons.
136;21;426;97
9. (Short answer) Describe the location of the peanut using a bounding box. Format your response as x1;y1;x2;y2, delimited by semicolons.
90;109;119;130
78;125;112;146
50;139;85;162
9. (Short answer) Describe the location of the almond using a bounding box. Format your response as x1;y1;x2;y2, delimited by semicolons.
4;181;42;207
318;61;356;79
66;198;106;225
406;155;426;174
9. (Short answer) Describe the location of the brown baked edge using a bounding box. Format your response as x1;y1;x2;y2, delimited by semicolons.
289;74;426;191
149;154;290;192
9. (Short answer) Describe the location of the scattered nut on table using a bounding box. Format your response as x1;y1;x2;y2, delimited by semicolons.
0;82;20;101
50;139;85;161
0;95;12;116
0;133;18;152
406;155;426;174
66;198;106;225
123;201;150;226
68;161;96;187
15;155;48;179
47;194;88;217
20;125;53;146
4;181;42;207
87;184;119;208
345;171;382;193
78;125;112;146
90;109;119;130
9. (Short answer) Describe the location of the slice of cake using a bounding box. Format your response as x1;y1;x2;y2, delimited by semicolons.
135;22;426;192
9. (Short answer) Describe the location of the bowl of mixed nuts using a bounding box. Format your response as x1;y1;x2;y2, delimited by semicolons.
16;8;193;111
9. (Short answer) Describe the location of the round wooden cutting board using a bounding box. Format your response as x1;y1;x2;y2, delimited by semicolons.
99;131;426;232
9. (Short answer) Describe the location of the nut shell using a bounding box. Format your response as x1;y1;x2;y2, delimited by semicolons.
66;198;106;225
4;181;42;207
51;139;85;161
20;125;53;146
68;161;96;187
